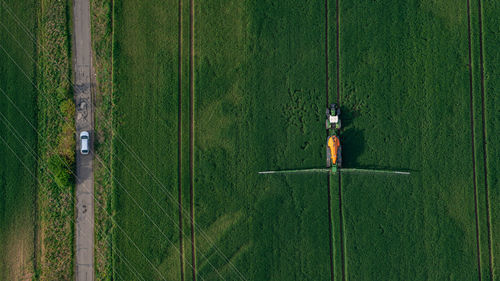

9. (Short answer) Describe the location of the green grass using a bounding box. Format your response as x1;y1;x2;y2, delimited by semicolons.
0;1;38;279
483;0;500;278
338;0;482;280
194;1;331;280
112;0;182;280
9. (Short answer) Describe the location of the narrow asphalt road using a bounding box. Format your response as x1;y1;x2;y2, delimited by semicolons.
74;0;94;280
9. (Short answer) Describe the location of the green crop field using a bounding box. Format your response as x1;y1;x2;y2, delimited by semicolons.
112;0;332;279
112;0;182;280
338;0;477;279
193;0;332;280
336;0;498;280
109;0;499;280
0;1;38;280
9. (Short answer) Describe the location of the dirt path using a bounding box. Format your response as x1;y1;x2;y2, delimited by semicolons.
73;0;95;280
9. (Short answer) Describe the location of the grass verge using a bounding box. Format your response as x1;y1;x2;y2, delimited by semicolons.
36;0;75;279
90;0;114;279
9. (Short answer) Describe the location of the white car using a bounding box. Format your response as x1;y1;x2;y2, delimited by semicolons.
80;131;89;155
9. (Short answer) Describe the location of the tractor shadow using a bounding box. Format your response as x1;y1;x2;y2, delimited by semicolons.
340;127;365;168
337;105;365;167
338;105;358;128
338;106;415;173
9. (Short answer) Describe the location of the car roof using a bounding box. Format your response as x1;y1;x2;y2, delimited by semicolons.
81;139;88;150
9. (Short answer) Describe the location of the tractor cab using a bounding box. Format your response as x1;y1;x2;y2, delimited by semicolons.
326;134;342;172
326;103;341;130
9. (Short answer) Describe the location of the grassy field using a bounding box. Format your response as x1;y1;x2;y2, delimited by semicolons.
193;1;331;280
337;0;488;280
0;1;38;280
112;0;182;279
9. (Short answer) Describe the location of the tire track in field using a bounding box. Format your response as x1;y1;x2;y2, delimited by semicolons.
466;0;483;279
476;0;494;278
189;0;197;279
337;175;346;281
326;0;347;279
324;0;335;280
335;0;346;280
326;175;335;281
177;0;186;279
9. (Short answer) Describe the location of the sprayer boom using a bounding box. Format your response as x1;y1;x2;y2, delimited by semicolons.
258;167;409;175
258;168;330;174
339;168;410;175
